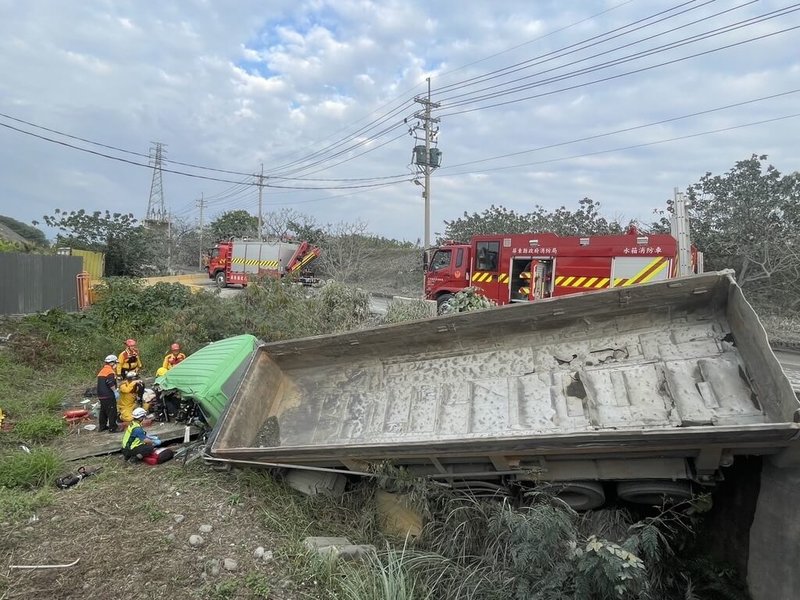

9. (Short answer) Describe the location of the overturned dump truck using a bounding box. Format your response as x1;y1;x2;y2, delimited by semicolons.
207;271;800;509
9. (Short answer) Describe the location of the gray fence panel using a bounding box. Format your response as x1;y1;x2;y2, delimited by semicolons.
0;253;82;315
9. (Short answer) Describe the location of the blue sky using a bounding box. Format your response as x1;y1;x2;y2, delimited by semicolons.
0;0;798;243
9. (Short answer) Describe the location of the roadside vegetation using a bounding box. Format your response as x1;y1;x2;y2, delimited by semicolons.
0;277;753;599
4;154;789;598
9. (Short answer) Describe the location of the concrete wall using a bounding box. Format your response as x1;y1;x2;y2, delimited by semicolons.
748;463;800;599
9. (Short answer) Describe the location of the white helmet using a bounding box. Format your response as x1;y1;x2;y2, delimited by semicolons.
126;370;138;379
132;407;147;420
104;354;118;363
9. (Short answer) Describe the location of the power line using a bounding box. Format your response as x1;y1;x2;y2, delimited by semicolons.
437;21;800;117
0;120;411;189
434;0;711;96
437;113;800;178
438;89;800;171
0;111;410;183
436;0;753;104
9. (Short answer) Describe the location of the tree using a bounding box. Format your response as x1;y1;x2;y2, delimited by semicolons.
440;198;625;242
42;209;159;276
209;210;258;241
0;215;48;246
686;154;800;307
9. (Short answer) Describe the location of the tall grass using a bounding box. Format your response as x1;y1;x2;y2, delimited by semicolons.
13;413;65;443
0;447;62;488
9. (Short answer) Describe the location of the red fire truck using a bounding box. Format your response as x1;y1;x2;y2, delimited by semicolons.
206;239;321;288
424;227;699;310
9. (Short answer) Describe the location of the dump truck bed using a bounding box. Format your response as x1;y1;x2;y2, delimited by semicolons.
208;272;799;483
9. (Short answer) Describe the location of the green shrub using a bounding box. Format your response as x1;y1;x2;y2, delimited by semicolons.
0;447;62;488
13;414;66;443
314;280;371;333
384;299;435;324
439;287;496;314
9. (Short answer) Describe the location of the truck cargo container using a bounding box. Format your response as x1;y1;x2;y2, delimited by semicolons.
207;271;799;508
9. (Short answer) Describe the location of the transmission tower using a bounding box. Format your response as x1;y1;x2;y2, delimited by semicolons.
409;78;441;248
145;141;168;225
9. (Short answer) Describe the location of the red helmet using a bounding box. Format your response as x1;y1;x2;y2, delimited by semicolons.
171;343;181;351
125;339;137;347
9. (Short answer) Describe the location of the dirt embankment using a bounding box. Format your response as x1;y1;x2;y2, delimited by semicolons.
0;459;316;600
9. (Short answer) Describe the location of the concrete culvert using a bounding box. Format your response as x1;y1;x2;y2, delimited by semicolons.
540;482;606;511
616;480;694;505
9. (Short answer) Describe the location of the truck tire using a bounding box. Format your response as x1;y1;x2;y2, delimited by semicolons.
616;480;693;505
436;293;454;315
537;481;606;510
215;271;227;288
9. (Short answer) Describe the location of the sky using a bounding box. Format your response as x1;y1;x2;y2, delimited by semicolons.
0;0;798;245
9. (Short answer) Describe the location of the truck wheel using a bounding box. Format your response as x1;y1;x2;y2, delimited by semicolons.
536;481;606;511
616;480;693;505
215;271;227;288
436;293;454;315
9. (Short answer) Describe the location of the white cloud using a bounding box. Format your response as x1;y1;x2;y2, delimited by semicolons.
0;0;797;246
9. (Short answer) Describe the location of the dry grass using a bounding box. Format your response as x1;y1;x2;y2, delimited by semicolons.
0;459;328;600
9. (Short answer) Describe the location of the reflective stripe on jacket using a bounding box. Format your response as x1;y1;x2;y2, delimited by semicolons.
121;421;146;450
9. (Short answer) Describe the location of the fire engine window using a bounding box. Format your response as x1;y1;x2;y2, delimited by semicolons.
210;248;220;258
475;241;499;271
455;248;464;268
429;250;452;271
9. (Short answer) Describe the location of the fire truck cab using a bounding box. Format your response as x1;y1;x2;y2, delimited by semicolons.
424;228;696;310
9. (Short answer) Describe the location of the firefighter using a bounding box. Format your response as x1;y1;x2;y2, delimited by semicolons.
117;339;143;378
121;407;157;462
97;355;119;433
117;371;142;422
162;343;186;371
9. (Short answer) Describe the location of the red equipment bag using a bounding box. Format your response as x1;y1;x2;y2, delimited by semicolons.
142;448;174;465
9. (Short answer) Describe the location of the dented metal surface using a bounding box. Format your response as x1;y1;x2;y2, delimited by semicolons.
208;271;800;475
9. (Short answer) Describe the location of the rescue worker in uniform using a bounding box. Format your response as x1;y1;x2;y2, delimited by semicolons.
97;355;119;433
117;339;143;378
162;343;186;371
121;407;157;462
117;371;142;422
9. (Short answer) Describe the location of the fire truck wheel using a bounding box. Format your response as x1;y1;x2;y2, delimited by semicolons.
215;271;227;288
436;293;454;314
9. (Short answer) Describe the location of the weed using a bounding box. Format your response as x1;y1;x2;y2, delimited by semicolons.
244;572;271;598
38;389;66;411
13;414;66;443
208;579;238;600
227;492;241;506
0;447;62;488
147;507;167;522
0;487;54;521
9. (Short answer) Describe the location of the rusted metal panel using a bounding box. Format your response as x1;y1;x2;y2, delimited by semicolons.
0;253;82;315
71;249;105;280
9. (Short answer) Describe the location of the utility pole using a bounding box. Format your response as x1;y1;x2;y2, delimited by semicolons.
197;193;206;270
670;187;692;276
167;211;172;274
410;77;441;248
257;164;264;240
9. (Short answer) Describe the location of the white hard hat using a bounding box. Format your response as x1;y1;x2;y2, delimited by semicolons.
132;407;147;420
104;354;118;363
126;370;137;379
